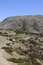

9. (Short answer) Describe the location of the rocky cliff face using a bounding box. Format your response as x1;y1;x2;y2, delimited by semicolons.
0;15;43;33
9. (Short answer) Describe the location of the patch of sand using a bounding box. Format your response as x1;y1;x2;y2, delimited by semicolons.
0;36;18;65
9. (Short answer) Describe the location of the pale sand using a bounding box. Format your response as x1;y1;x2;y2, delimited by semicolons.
0;36;18;65
0;49;11;65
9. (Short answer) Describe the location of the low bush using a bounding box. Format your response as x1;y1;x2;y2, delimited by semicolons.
7;58;24;63
2;46;14;54
18;62;33;65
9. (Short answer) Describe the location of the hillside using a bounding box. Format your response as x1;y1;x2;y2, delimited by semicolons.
0;15;43;65
0;15;43;33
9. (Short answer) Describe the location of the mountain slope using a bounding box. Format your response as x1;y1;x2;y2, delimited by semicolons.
0;15;43;33
0;15;43;65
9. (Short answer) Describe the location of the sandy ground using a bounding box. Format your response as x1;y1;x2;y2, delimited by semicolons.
0;36;11;65
0;36;18;65
0;49;11;65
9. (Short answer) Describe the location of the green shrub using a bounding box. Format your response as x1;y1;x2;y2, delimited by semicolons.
15;30;24;34
7;58;24;63
7;57;33;65
2;46;14;54
18;62;33;65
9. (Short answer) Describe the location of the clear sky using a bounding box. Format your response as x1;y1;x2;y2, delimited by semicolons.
0;0;43;21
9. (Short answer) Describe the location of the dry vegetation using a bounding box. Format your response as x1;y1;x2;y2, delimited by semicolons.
0;29;43;65
0;15;43;65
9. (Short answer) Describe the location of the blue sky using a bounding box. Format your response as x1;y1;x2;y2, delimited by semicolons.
0;0;43;21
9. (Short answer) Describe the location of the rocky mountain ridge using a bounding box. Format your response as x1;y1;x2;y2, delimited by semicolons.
0;15;43;33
